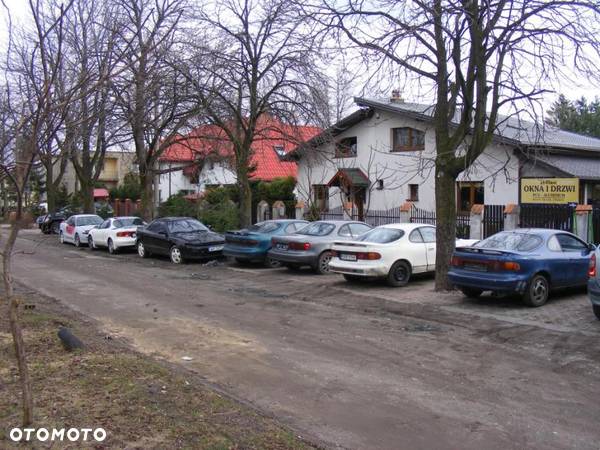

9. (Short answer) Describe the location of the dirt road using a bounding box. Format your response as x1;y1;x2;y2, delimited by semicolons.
11;230;600;450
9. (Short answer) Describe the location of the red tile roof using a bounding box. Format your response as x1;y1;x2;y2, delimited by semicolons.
159;117;321;181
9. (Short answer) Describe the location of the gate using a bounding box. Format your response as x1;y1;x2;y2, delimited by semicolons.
483;204;505;238
520;204;576;232
410;206;470;239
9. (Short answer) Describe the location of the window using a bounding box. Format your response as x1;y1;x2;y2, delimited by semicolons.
358;228;404;243
76;216;103;226
408;184;419;201
556;234;588;252
349;223;371;237
335;137;357;158
168;219;209;233
147;221;165;233
476;232;544;252
285;222;306;233
418;227;436;243
409;229;424;243
312;185;329;211
248;221;281;233
273;145;286;158
296;222;335;236
391;128;425;152
338;224;352;237
457;182;484;213
100;220;111;229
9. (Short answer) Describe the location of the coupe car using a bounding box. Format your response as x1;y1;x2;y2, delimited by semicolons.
59;214;104;247
224;219;309;267
449;229;594;307
88;216;146;254
136;217;225;264
587;249;600;320
268;220;372;274
329;223;478;286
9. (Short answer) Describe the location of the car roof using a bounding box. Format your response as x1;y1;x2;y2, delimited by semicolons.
157;217;196;221
313;220;369;226
496;228;572;236
73;214;101;218
260;219;308;223
376;222;435;231
112;216;141;220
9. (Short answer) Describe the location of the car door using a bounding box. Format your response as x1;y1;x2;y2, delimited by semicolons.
418;226;437;271
143;221;165;253
407;228;428;273
556;233;592;286
152;221;171;255
64;217;76;242
97;220;111;245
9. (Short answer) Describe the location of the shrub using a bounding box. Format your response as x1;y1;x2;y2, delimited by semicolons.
198;200;239;232
109;172;142;201
158;193;196;218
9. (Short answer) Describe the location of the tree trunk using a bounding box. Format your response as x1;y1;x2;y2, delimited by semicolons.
45;163;56;212
140;169;154;221
237;171;252;227
81;181;95;214
2;221;34;426
434;170;457;291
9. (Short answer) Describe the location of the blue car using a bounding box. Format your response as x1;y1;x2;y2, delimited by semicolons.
587;249;600;320
448;229;594;307
224;219;309;267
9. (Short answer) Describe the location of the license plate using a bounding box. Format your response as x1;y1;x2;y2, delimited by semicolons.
340;253;357;261
208;245;224;252
276;243;288;250
464;262;487;272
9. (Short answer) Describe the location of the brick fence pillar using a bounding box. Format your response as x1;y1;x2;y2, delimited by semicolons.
399;202;413;223
575;204;592;242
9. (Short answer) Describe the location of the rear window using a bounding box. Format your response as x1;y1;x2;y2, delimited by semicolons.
296;222;335;236
358;227;404;243
247;222;280;233
474;231;543;252
114;218;144;228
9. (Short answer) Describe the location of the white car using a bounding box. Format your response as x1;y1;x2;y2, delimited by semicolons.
329;223;478;287
59;214;104;247
87;216;145;254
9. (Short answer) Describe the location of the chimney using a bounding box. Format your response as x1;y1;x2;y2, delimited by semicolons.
390;89;404;103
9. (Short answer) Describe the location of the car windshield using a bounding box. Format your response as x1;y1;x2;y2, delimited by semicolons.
78;216;103;226
357;227;404;243
474;231;543;252
114;218;144;228
168;219;208;233
295;222;335;236
247;222;280;233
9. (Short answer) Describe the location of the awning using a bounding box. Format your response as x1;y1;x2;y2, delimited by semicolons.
93;188;109;199
327;168;370;187
534;154;600;180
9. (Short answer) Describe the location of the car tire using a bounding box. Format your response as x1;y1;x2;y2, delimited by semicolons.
51;221;60;234
343;274;363;282
264;257;281;268
522;274;550;307
74;234;81;248
314;251;333;275
108;239;117;255
387;260;411;287
88;236;96;250
460;287;483;298
593;305;600;320
137;241;149;258
59;231;65;244
170;246;184;264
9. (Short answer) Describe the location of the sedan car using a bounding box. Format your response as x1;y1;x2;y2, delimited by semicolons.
88;216;146;254
41;206;77;234
224;219;309;267
268;220;372;274
329;223;477;286
449;229;594;307
59;214;104;247
587;250;600;320
136;217;225;264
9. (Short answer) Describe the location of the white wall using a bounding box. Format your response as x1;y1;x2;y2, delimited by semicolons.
296;108;520;212
197;161;237;191
157;162;198;204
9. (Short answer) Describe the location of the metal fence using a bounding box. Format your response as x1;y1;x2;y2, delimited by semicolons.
520;204;575;232
409;205;471;239
483;204;505;238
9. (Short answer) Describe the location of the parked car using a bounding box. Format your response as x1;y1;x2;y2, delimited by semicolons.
448;229;594;307
136;217;225;264
329;223;478;286
41;206;76;234
268;220;372;274
224;219;309;267
88;216;146;254
59;214;104;247
587;250;600;320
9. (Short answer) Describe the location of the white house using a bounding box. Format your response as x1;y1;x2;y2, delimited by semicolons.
291;95;600;218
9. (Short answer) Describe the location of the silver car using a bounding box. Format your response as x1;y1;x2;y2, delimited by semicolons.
268;220;372;274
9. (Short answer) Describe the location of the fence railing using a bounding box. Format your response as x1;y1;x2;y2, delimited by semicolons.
520;204;575;232
409;206;470;239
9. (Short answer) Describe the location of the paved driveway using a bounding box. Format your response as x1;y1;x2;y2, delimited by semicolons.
11;230;600;450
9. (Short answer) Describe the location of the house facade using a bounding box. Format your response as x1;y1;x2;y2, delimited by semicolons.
292;96;600;218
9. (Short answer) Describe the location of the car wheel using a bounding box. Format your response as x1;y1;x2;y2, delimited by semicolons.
137;241;149;258
387;260;411;287
343;274;363;282
170;246;184;264
108;239;117;254
59;231;65;244
593;305;600;320
314;251;333;275
522;274;550;307
51;221;60;234
264;257;281;268
460;287;483;298
74;234;81;248
88;236;96;250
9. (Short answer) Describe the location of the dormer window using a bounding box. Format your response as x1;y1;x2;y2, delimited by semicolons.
335;136;357;158
391;127;425;152
273;145;286;158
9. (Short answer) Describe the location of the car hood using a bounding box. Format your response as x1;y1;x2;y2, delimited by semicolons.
172;231;224;243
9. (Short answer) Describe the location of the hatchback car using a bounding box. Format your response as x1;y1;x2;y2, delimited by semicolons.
268;220;372;274
224;219;309;267
449;229;594;306
330;223;477;286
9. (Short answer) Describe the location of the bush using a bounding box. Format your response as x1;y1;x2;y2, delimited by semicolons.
198;201;239;232
254;176;296;215
109;172;141;201
158;193;197;218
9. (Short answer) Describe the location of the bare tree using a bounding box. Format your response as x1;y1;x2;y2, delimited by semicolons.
178;0;324;227
310;0;600;289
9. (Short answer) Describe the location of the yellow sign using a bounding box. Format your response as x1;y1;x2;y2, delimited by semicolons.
520;178;579;204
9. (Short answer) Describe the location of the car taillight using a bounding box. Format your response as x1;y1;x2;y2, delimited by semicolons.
356;252;381;260
490;260;520;271
451;256;462;266
116;231;134;237
289;242;311;251
589;253;596;277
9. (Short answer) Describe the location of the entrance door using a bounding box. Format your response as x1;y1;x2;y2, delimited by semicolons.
457;182;484;213
352;187;366;221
